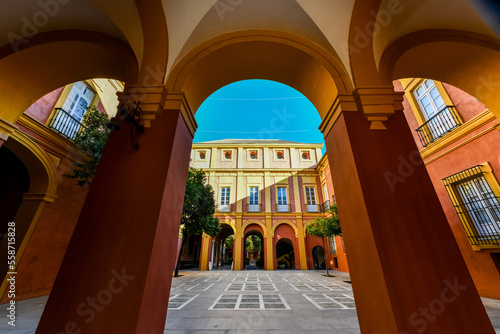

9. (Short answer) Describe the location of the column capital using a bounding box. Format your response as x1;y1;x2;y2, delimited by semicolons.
319;94;357;136
353;86;404;130
118;85;167;128
164;92;198;137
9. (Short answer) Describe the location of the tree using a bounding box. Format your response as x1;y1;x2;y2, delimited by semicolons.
305;203;342;276
224;235;234;250
174;168;221;276
63;106;110;186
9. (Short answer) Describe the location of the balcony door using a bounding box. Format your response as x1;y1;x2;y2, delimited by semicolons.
305;187;318;212
277;187;288;212
414;80;453;139
220;187;230;212
248;187;259;212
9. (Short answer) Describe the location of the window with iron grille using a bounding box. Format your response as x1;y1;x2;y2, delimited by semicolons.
442;165;500;246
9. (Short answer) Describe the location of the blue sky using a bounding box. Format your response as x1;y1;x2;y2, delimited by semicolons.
193;80;325;151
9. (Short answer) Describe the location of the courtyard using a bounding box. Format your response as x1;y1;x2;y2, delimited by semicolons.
2;270;500;333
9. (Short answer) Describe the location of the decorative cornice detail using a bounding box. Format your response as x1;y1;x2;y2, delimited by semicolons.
353;87;404;130
0;118;18;141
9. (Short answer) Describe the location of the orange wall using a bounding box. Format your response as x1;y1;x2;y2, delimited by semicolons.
396;79;500;299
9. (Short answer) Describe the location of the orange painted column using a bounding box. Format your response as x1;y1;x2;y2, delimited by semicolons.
323;97;495;333
35;89;195;334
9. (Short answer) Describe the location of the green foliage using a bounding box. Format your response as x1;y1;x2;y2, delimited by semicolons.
181;168;221;238
245;235;262;252
306;203;342;238
63;106;110;186
224;235;234;249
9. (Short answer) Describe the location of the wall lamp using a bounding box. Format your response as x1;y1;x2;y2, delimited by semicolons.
107;101;144;150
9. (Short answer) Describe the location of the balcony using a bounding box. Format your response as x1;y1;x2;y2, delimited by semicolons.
276;204;291;213
48;108;86;140
453;197;500;246
247;203;262;213
415;106;461;147
306;204;321;213
322;201;331;212
218;204;232;213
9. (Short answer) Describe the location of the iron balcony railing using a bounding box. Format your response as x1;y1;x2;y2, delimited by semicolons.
247;203;262;213
48;108;86;140
276;204;291;213
322;201;331;212
306;204;321;213
453;197;500;246
415;106;461;147
218;204;232;213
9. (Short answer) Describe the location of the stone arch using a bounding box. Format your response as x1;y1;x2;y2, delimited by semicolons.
0;31;138;125
165;30;354;120
0;131;58;297
272;220;299;238
242;220;267;238
379;29;500;119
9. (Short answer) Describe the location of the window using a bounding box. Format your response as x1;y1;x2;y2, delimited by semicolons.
222;150;233;161
249;150;258;160
329;237;337;254
414;80;460;144
277;187;289;212
323;184;330;210
62;81;95;122
50;81;95;139
301;151;311;160
248;187;260;212
305;187;318;212
443;165;500;246
220;187;231;212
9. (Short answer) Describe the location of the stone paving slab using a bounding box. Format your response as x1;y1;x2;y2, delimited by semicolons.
1;270;500;333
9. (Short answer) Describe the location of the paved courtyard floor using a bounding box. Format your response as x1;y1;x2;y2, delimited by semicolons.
1;269;500;333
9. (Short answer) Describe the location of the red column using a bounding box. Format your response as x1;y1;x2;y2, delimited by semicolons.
36;105;193;333
324;108;495;333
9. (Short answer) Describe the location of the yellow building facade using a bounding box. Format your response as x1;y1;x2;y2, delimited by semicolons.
186;139;348;273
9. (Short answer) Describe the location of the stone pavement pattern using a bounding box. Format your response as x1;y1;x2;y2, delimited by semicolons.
1;270;500;333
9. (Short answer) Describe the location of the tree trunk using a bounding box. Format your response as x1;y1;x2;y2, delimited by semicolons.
322;237;329;277
174;234;186;277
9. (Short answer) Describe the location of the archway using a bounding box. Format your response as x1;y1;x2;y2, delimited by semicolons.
0;132;58;298
242;223;266;270
213;223;235;270
312;246;326;270
276;238;295;270
0;146;30;243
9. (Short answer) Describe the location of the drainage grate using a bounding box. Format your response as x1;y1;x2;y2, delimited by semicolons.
168;294;199;310
209;294;290;310
303;293;355;310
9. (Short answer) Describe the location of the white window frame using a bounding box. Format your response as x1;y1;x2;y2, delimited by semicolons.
248;186;260;212
277;186;289;212
219;187;231;212
61;81;95;122
305;186;318;212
